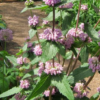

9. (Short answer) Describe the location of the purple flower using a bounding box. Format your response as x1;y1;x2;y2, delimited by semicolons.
88;57;100;72
0;29;13;41
25;36;30;42
79;23;84;30
33;45;42;56
42;20;49;25
59;2;73;9
38;62;63;76
79;33;88;41
97;87;100;93
39;28;62;42
74;83;88;98
27;42;33;48
15;93;26;100
43;0;61;6
17;56;26;65
20;80;30;89
28;15;39;27
81;4;88;11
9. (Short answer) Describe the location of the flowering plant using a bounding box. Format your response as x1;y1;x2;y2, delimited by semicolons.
0;0;100;100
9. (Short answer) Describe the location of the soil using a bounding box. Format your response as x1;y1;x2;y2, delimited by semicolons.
0;1;100;99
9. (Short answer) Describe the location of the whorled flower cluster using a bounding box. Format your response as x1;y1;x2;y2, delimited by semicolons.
44;88;56;97
39;28;62;42
20;80;30;89
25;0;34;7
42;20;49;25
0;29;13;41
97;87;100;93
74;83;88;98
28;15;39;27
38;62;63;76
15;93;26;100
33;45;42;56
17;56;26;65
81;4;88;11
59;2;73;9
67;23;88;41
88;57;100;72
43;0;61;6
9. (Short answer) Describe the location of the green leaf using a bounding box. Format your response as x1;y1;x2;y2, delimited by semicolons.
65;51;73;60
6;56;18;66
70;63;94;83
27;74;51;100
0;20;6;29
29;29;37;39
51;74;74;100
84;24;100;41
30;56;41;65
80;46;89;64
41;41;58;62
22;73;31;80
22;43;28;52
0;87;21;98
90;92;99;100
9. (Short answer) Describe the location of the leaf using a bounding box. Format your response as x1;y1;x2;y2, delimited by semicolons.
51;74;74;100
41;41;58;62
0;87;21;98
84;24;100;41
90;92;99;100
65;51;73;60
70;63;94;83
30;56;41;65
80;46;89;64
29;29;37;39
22;73;31;80
6;56;18;66
27;74;51;100
22;43;28;52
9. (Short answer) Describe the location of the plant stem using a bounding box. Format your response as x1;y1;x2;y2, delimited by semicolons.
75;0;81;38
62;58;65;67
58;53;60;63
83;73;95;89
30;10;33;16
36;32;40;44
66;53;74;74
94;19;100;29
49;87;52;100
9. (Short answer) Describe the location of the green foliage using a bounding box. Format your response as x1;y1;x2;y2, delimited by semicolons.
29;29;37;39
90;92;100;100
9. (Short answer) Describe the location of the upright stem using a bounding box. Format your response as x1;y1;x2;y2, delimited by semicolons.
36;32;40;44
94;19;100;29
49;87;52;100
52;6;55;67
58;53;60;63
75;0;81;38
30;10;33;16
62;58;65;67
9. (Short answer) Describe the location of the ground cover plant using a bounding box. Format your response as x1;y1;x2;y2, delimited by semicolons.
0;0;100;100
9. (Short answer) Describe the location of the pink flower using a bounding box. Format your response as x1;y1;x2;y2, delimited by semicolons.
28;15;39;27
25;36;30;41
97;87;100;93
15;93;26;100
27;42;33;48
38;62;63;76
74;83;88;98
79;33;88;41
20;80;30;89
79;23;84;30
59;2;73;9
42;20;49;25
33;45;42;56
39;28;62;42
81;5;88;11
17;56;26;65
43;0;61;6
0;29;13;41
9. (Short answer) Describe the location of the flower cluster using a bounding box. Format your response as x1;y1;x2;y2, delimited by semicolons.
33;45;42;56
15;93;26;100
17;56;26;65
59;2;73;9
88;57;100;72
0;29;13;41
38;62;63;76
81;4;88;11
39;28;62;42
67;23;88;41
20;80;30;89
97;87;100;93
42;20;49;25
44;88;56;97
28;15;39;27
43;0;61;6
25;0;34;7
74;83;88;98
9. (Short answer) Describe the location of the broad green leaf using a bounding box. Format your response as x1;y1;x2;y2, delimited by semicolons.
70;63;94;83
84;24;100;41
22;73;31;79
29;29;37;39
90;92;99;100
27;74;51;100
41;41;58;62
0;87;21;98
6;56;18;66
51;75;74;100
80;46;89;64
65;51;73;60
22;43;28;52
30;56;41;65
